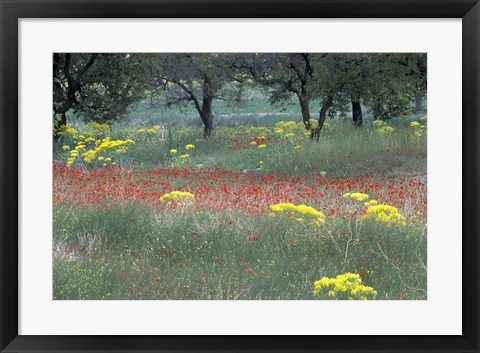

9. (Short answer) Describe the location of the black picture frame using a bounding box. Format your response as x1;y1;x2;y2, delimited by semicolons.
1;1;479;352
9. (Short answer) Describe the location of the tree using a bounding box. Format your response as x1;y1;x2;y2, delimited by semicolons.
309;54;344;139
53;53;146;135
144;53;241;137
239;53;318;131
53;53;97;131
400;53;427;113
363;54;422;120
322;54;422;127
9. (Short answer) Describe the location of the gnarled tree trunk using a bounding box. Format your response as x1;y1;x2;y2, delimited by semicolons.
351;98;363;127
298;96;312;131
312;95;333;140
53;53;97;139
415;95;423;113
201;107;213;137
201;78;214;137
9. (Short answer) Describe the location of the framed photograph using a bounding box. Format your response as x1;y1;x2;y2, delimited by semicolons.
1;0;478;352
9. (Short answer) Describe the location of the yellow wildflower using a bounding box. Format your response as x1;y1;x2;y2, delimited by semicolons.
364;199;377;207
269;203;325;225
313;272;377;300
160;191;195;203
343;192;369;202
363;204;406;226
81;150;96;163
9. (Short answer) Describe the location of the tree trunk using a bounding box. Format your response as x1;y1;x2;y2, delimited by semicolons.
201;108;213;137
351;98;363;127
201;78;214;137
415;95;423;113
312;95;333;140
53;53;67;138
298;96;312;130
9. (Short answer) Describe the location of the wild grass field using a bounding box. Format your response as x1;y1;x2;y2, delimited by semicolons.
53;100;427;300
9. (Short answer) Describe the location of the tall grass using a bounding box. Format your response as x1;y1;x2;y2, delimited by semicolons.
54;204;426;300
53;97;427;300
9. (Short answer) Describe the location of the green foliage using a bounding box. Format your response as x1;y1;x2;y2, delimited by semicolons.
53;201;426;300
53;53;148;126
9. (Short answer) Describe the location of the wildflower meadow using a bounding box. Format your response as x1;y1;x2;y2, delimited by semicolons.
53;53;427;300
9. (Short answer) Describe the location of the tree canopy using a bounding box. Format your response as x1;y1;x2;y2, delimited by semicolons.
53;52;427;138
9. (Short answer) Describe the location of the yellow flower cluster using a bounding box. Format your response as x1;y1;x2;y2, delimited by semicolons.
410;120;427;137
269;203;325;225
56;125;78;138
138;125;162;134
363;199;378;207
257;144;267;149
313;272;377;300
372;120;395;133
363;204;406;226
343;192;369;202
381;125;395;133
91;122;110;134
95;137;135;154
77;137;135;164
275;121;301;129
170;143;195;158
59;124;137;167
275;120;307;137
159;191;195;204
81;149;97;163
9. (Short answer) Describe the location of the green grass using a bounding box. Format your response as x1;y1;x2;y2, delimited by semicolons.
53;95;427;300
53;204;426;300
